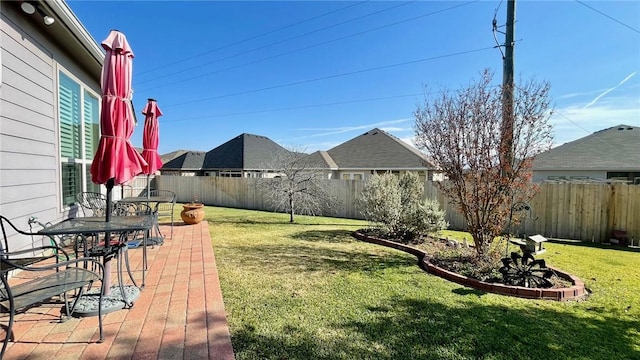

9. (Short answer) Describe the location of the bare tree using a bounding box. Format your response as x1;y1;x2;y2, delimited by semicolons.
413;70;554;256
258;147;337;223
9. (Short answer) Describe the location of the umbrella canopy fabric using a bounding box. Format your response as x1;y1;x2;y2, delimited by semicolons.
141;99;163;175
90;30;147;185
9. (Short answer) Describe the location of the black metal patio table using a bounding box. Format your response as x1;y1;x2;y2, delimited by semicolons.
38;215;154;316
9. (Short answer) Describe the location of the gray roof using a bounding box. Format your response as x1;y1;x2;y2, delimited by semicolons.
532;124;640;171
304;151;338;169
202;133;290;170
161;151;206;170
160;150;190;164
326;128;435;169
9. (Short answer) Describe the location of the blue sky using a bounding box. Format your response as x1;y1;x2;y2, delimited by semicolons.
66;0;640;155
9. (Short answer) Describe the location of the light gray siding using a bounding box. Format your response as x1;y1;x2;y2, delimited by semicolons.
1;5;58;236
532;170;607;183
0;2;100;251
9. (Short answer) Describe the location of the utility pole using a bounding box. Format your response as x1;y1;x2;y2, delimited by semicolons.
500;0;516;177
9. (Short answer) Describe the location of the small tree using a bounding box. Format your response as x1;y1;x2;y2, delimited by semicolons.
258;147;337;223
357;172;447;241
413;70;553;256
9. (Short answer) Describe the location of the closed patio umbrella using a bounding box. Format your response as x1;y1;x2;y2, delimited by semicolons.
141;98;163;196
90;30;147;295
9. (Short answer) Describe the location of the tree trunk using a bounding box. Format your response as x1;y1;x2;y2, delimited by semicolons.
289;197;294;223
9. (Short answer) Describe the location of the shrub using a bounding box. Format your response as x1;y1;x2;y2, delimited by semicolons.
357;172;448;242
404;198;449;239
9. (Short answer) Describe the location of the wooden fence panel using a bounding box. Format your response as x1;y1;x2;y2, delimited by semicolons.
157;175;639;244
631;186;640;246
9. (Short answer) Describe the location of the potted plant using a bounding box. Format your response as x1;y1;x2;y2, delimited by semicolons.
181;196;205;225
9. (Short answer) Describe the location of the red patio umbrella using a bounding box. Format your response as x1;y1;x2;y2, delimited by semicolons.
141;98;163;196
90;30;147;294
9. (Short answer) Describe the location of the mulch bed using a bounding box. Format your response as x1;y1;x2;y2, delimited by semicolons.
356;228;574;289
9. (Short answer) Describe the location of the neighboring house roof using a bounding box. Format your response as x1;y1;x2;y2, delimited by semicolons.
305;151;339;170
533;124;640;171
161;151;206;171
160;150;190;164
202;133;290;170
326;128;435;169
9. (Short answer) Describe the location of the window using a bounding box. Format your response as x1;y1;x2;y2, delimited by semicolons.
607;172;640;183
342;172;364;180
220;170;242;177
58;72;100;206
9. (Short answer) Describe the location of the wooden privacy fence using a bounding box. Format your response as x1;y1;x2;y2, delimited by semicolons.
156;175;639;244
156;175;366;218
425;182;640;244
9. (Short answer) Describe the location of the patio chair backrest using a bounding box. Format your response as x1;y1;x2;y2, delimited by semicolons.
119;184;135;199
0;215;56;266
139;189;177;239
76;192;108;217
112;202;153;217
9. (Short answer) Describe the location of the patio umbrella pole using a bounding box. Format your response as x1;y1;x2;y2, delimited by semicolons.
104;178;114;295
106;178;113;222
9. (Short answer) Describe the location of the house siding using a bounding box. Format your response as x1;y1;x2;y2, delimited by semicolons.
0;2;100;250
532;170;608;183
1;6;59;233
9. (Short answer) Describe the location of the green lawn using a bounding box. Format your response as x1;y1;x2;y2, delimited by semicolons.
203;206;640;360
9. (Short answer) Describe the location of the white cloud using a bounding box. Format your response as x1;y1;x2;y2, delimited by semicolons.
398;136;418;148
282;118;417;152
558;89;606;100
583;71;637;109
278;140;342;153
294;118;411;138
378;126;412;133
551;95;640;146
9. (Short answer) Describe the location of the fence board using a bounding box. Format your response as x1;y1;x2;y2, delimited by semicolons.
632;186;640;246
571;183;580;240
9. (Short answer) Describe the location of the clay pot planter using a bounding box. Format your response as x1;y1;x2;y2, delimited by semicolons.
181;203;205;225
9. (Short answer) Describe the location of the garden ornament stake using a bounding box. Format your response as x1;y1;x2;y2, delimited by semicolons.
499;251;554;288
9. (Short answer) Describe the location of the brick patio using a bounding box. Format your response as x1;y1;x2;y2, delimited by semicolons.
1;221;235;359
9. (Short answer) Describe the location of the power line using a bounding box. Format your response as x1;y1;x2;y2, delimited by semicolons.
575;0;640;34
136;1;480;92
514;81;626;151
161;92;425;123
137;1;370;76
160;84;502;123
553;111;626;153
136;1;416;86
162;46;495;108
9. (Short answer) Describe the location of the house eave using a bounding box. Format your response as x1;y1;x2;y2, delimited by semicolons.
46;0;104;74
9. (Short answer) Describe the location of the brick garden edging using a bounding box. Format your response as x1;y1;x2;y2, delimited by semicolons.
353;231;586;301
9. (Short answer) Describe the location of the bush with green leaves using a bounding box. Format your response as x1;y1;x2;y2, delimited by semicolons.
357;172;448;241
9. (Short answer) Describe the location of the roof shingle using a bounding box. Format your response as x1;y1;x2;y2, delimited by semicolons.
533;124;640;170
326;128;435;169
161;151;206;170
202;133;290;170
